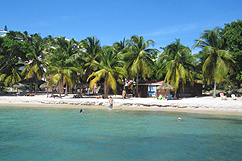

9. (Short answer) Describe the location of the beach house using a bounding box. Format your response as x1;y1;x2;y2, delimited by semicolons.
128;80;203;98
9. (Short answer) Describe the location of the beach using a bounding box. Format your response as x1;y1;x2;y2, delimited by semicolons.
0;94;242;115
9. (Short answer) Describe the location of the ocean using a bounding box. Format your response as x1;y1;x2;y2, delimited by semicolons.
1;106;242;160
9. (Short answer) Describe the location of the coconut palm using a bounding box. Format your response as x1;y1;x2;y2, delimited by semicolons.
80;36;102;78
125;35;156;97
113;38;128;54
87;46;127;98
2;63;23;87
194;27;235;97
113;38;129;89
157;39;194;96
22;34;47;94
45;37;80;96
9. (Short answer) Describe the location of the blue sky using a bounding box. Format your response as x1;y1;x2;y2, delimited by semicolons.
1;0;242;53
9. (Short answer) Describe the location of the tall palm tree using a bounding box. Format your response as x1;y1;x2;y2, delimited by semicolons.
157;39;194;95
45;37;80;96
80;36;102;77
125;35;156;97
87;46;126;98
113;38;129;89
194;27;235;97
22;34;46;94
113;38;128;54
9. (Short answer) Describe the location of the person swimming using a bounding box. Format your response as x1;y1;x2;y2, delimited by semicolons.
80;109;83;113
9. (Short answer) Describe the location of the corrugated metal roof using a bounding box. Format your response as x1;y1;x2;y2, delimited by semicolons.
138;81;164;85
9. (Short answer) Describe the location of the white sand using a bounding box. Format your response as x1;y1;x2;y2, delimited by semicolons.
0;95;242;115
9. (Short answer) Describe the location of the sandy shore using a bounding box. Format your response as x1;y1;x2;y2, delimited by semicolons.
0;94;242;115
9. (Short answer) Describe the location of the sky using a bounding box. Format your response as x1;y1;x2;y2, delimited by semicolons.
1;0;242;53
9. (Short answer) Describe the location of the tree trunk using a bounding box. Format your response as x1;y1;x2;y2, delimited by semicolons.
59;83;62;97
35;82;38;95
34;73;38;95
104;75;108;98
47;81;49;97
65;83;68;96
136;74;139;97
123;78;125;90
213;81;217;98
174;89;177;98
58;78;63;97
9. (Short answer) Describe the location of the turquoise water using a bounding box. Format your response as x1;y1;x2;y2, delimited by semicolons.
1;106;242;161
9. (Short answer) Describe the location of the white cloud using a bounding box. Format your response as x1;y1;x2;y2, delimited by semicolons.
144;23;212;37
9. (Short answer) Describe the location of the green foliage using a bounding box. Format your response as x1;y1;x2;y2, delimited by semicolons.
1;20;241;96
2;63;23;86
221;19;242;87
236;71;242;87
45;37;81;95
157;39;194;92
194;27;235;97
125;35;156;96
80;36;102;79
125;35;156;78
0;37;28;73
87;46;126;97
22;34;47;94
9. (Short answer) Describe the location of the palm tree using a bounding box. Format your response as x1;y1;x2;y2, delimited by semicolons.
113;38;129;89
45;37;80;96
125;35;156;97
113;38;128;54
22;34;46;94
80;36;102;78
157;39;194;96
194;27;235;97
0;63;23;90
3;64;23;86
87;46;126;98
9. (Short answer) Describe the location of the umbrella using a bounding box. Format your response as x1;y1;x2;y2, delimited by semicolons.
40;82;56;88
157;83;175;90
19;77;45;85
157;83;175;97
40;82;48;88
12;83;25;93
12;83;25;89
76;83;88;88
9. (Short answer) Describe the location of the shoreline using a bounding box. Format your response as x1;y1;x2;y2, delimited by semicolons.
0;95;242;116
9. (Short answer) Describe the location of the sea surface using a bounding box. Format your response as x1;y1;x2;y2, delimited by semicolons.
1;106;242;161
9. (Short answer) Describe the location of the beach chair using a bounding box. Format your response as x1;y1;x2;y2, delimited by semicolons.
220;93;227;100
168;94;173;100
157;94;163;100
231;94;237;100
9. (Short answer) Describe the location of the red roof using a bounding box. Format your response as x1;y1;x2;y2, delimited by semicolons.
137;81;164;85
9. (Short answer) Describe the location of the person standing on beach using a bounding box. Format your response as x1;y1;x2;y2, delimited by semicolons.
122;89;126;99
109;96;114;110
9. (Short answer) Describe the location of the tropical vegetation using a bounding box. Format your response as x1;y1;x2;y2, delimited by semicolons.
0;19;241;98
194;27;235;97
157;38;195;96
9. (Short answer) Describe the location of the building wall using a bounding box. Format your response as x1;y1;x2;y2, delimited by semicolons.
177;83;202;97
137;82;202;98
138;85;148;98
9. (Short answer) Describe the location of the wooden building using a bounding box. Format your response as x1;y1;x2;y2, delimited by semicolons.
134;81;202;98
